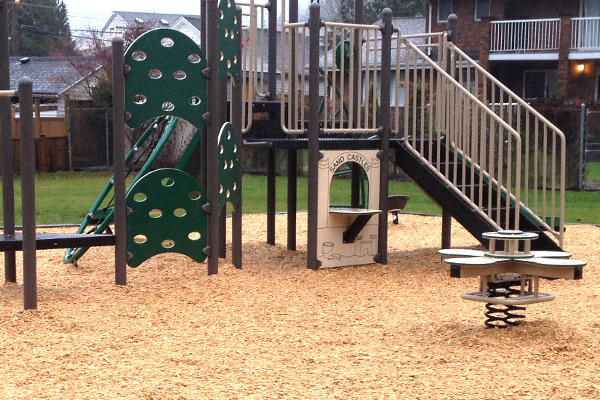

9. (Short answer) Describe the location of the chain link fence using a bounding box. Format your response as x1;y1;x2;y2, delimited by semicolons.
68;108;113;170
584;108;600;190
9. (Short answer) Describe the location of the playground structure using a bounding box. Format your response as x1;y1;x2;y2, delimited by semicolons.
0;0;583;312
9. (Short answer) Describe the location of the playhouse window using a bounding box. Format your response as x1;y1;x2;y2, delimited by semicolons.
523;70;557;100
475;0;491;20
437;0;453;23
329;161;369;209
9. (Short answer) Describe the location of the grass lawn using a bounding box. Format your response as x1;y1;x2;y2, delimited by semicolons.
0;171;598;225
587;162;600;181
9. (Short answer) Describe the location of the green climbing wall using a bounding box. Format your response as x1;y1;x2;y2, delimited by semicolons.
218;0;240;80
218;122;240;210
126;168;208;267
124;28;208;130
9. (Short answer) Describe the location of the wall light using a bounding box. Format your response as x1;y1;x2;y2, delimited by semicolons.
576;64;586;73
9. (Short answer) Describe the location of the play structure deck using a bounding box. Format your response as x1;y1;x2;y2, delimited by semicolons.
0;0;581;315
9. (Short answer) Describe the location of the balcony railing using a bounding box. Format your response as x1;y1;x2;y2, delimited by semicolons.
490;19;561;52
571;17;600;50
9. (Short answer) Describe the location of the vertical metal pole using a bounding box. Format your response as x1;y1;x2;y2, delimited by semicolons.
267;0;277;100
231;6;243;269
579;103;586;191
1;1;16;282
105;109;110;168
206;0;220;275
442;210;452;249
351;0;364;208
377;9;392;265
307;3;321;269
287;0;299;251
19;78;36;309
287;148;297;250
201;0;207;53
267;148;276;245
112;37;127;285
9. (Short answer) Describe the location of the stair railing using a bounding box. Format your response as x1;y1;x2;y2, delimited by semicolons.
446;43;565;246
397;34;525;234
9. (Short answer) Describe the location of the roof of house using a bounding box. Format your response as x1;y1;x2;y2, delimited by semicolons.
9;56;103;96
101;11;202;32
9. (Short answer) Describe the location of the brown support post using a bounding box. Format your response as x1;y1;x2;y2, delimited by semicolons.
206;0;220;275
267;0;277;100
231;6;243;269
442;210;452;249
267;148;276;245
112;37;127;285
219;83;227;259
287;0;298;251
351;0;364;208
376;9;392;265
1;0;16;283
557;15;572;100
307;3;321;269
19;77;37;310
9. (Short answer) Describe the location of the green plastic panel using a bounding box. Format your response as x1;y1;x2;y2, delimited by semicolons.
217;122;240;209
124;28;207;129
218;0;240;80
126;168;208;267
335;40;358;72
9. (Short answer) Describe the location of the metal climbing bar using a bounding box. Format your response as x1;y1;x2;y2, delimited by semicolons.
280;21;383;134
398;35;524;234
445;43;566;246
238;0;269;133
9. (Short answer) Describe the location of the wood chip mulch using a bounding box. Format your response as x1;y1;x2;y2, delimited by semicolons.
1;213;599;399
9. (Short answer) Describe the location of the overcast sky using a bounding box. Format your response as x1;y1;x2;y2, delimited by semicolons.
62;0;310;33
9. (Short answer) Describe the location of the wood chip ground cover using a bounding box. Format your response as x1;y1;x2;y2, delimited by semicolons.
1;213;599;399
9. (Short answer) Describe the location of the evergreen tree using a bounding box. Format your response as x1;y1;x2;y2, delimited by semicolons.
8;0;74;56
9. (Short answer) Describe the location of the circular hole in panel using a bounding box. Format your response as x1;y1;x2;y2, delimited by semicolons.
132;51;147;61
220;10;224;19
188;54;201;64
227;0;231;7
226;189;230;198
230;31;235;39
226;59;231;69
188;231;202;241
133;94;147;105
224;28;228;38
190;96;202;106
173;70;187;80
161;101;175;112
148;69;162;79
161;177;175;187
223;161;228;170
133;192;147;202
173;208;187;217
219;185;223;194
233;182;237;191
219;145;224;154
220;51;224;61
229;160;234;168
149;209;163;218
133;234;147;244
233;55;238;64
160;37;174;47
227;131;231;140
161;239;175;249
234;15;237;24
189;191;201;200
233;144;237;153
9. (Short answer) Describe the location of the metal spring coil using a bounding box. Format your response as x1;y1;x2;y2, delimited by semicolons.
484;279;526;328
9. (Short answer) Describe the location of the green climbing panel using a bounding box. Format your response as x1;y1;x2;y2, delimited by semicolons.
126;168;208;267
335;40;358;72
218;0;240;80
217;122;240;210
125;28;208;129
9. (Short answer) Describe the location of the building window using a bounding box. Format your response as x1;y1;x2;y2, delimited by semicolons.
437;0;453;23
475;0;491;20
523;70;558;99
